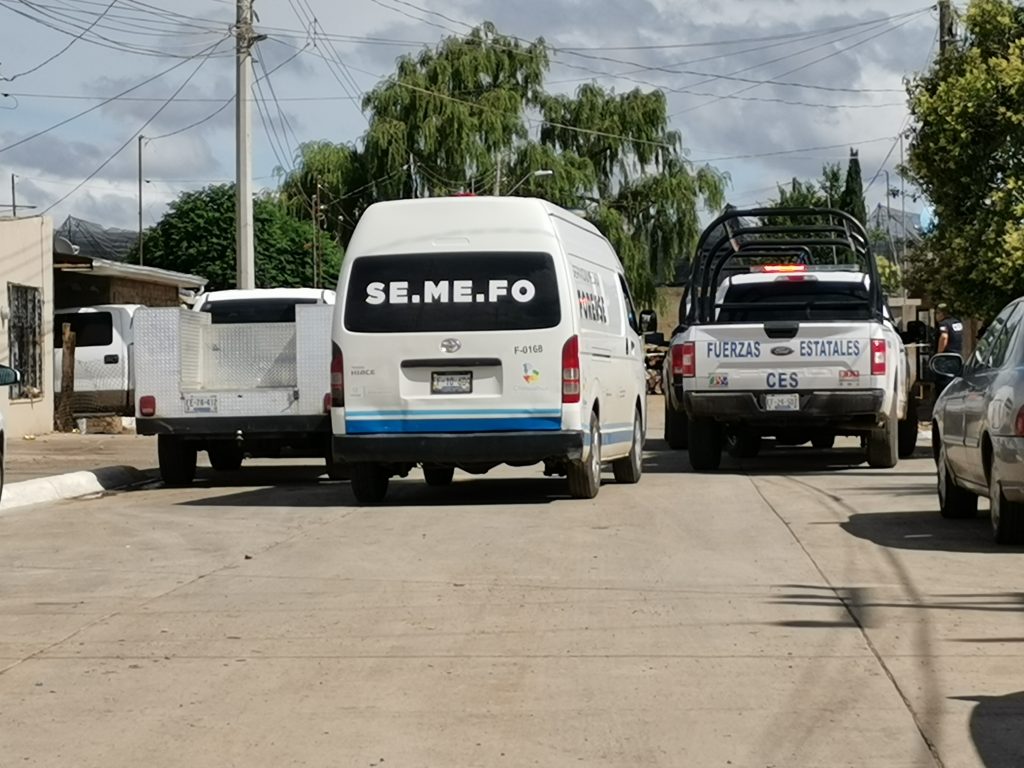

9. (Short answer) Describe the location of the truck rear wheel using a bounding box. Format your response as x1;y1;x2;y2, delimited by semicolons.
664;397;688;450
207;443;243;472
350;463;389;503
688;417;722;471
898;393;919;459
867;399;899;469
725;428;761;459
158;435;197;487
568;413;601;499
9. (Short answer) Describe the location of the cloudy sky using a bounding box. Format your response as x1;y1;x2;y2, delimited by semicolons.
0;0;940;231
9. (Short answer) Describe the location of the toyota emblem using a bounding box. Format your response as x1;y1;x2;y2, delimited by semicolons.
440;338;462;353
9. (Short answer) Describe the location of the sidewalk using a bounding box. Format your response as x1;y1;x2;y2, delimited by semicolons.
5;432;156;484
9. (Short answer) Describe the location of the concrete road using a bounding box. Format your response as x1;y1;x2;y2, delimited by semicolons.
1;409;1021;767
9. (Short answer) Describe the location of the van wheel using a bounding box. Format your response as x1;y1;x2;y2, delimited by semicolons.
664;397;688;450
937;440;977;519
568;413;601;499
991;465;1024;544
350;463;389;504
325;456;349;481
866;399;899;469
687;417;722;471
207;443;243;472
158;435;197;487
613;408;643;484
423;466;455;487
898;393;919;458
725;428;761;459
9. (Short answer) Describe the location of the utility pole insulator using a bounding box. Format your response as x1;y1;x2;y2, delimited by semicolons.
235;0;257;290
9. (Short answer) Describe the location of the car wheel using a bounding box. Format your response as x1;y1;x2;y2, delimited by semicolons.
612;407;643;484
350;463;389;504
664;396;688;450
937;440;977;519
158;435;197;487
423;466;455;487
568;412;601;499
990;464;1024;544
866;398;898;469
687;417;722;471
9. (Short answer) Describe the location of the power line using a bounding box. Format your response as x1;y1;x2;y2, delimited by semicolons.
690;135;897;164
2;90;359;103
1;0;118;81
39;36;227;214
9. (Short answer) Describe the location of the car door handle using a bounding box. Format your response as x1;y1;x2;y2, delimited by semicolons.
104;354;119;364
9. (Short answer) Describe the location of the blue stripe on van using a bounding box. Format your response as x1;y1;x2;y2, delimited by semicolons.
346;416;563;434
346;408;562;418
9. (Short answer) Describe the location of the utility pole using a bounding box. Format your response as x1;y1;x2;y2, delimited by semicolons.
939;0;955;57
235;0;257;289
10;174;16;218
137;135;145;265
311;186;320;289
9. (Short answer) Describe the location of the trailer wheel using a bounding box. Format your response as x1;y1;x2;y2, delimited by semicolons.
158;435;197;487
207;443;243;472
350;463;389;503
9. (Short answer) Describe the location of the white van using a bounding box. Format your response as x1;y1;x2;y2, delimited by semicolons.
54;304;139;416
331;196;647;503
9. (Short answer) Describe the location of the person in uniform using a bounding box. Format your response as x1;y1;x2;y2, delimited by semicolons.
935;304;964;355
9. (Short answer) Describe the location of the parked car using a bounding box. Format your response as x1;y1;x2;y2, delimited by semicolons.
331;196;647;503
931;297;1024;543
0;364;23;501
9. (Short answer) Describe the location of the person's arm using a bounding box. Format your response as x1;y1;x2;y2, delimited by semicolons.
937;328;949;353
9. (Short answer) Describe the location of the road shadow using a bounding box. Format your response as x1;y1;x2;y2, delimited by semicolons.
952;691;1024;767
840;509;1024;554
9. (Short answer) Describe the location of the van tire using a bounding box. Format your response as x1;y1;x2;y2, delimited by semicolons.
158;435;197;487
898;393;919;459
687;417;722;471
664;398;688;450
867;398;899;469
612;408;644;484
325;456;349;481
207;443;243;472
568;413;601;499
351;463;389;504
424;466;455;487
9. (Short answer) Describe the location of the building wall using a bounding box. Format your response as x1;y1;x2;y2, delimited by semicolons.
109;277;179;307
0;217;54;437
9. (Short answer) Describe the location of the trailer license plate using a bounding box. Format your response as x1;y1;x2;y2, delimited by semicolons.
184;394;218;414
431;372;472;395
765;393;799;412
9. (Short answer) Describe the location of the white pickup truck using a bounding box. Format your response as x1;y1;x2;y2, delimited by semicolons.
134;288;339;485
664;208;917;471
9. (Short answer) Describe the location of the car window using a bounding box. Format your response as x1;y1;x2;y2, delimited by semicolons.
618;274;639;334
969;303;1018;370
989;302;1024;369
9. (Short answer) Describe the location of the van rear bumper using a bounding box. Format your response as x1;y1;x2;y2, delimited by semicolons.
333;431;584;464
685;389;885;425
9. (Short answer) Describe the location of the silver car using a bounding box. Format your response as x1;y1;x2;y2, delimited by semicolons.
931;298;1024;544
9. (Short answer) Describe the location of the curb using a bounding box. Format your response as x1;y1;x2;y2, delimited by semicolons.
0;465;153;513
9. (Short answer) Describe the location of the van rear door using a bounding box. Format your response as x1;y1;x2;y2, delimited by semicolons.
341;252;568;434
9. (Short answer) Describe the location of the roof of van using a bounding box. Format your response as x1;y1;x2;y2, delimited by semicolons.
197;288;336;305
56;304;144;315
349;196;608;251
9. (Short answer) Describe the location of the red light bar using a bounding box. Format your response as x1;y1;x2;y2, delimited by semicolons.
754;265;808;273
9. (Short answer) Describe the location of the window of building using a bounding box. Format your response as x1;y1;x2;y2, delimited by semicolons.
8;283;44;400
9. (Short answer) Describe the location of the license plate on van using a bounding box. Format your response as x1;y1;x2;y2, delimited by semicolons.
184;394;218;414
431;371;472;395
765;394;799;412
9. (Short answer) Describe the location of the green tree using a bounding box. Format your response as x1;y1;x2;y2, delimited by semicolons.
840;149;867;225
135;184;341;291
905;0;1024;318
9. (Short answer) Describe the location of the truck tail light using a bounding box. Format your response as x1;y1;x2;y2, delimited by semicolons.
871;339;887;376
139;395;156;417
562;335;581;403
675;341;696;378
1016;406;1024;437
330;343;344;408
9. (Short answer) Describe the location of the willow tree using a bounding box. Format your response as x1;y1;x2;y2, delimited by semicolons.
280;141;368;248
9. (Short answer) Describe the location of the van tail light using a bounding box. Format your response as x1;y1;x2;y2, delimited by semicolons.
1015;406;1024;437
139;395;156;417
675;341;696;378
562;335;581;403
871;339;887;376
330;343;344;408
323;393;332;414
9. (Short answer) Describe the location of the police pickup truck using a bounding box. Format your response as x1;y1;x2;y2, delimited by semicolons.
663;207;917;471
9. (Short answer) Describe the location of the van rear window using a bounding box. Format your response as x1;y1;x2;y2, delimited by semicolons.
200;298;318;324
344;252;561;333
54;312;113;348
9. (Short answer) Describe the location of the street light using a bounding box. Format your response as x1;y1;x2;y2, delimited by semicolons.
506;169;553;196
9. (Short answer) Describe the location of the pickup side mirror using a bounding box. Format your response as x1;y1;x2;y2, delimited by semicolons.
929;353;964;379
639;309;657;334
0;365;21;387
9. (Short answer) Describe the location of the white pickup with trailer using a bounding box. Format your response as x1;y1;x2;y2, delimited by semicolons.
664;208;916;471
330;196;647;503
134;288;338;485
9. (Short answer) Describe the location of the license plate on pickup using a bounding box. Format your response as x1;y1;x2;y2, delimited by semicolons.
184;394;218;414
765;393;800;412
431;371;472;395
